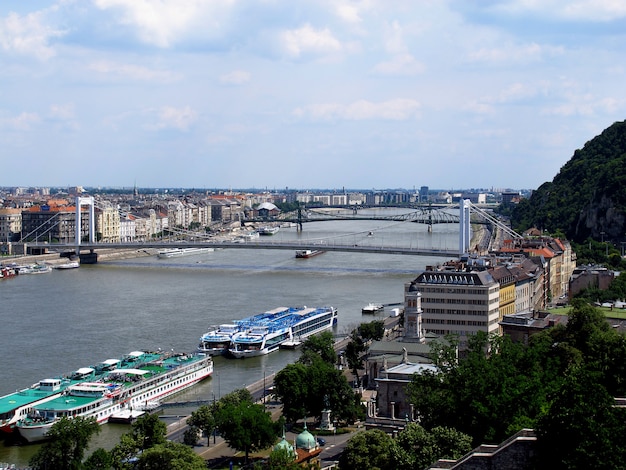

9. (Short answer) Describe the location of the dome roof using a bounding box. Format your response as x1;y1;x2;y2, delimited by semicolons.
295;423;316;450
274;437;295;455
274;427;295;456
257;202;278;211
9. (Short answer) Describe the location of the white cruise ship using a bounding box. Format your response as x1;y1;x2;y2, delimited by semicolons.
228;306;338;358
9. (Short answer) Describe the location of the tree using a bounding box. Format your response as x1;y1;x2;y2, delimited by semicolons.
129;413;167;450
274;363;309;422
110;433;140;470
136;441;206;470
217;388;253;408
109;413;167;469
265;447;301;470
29;416;101;470
359;320;385;341
345;334;366;387
215;400;278;463
183;425;200;446
339;429;394;470
84;448;113;470
187;404;216;446
298;331;336;365
536;368;626;469
408;329;566;446
274;356;365;424
390;423;472;470
344;321;385;387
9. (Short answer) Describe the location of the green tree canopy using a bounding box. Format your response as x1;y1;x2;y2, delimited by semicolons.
408;329;566;445
536;368;626;469
339;429;395;470
187;404;216;446
109;413;168;469
274;356;364;424
390;423;472;470
29;416;101;470
129;413;167;450
83;448;113;470
274;362;309;422
136;441;207;470
298;331;336;365
214;400;279;463
359;320;385;341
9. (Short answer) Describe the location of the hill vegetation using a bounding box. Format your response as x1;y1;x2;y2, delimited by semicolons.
511;120;626;245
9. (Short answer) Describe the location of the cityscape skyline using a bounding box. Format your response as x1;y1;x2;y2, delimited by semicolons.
2;1;625;190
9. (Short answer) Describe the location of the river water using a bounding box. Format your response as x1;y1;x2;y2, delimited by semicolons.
0;213;459;466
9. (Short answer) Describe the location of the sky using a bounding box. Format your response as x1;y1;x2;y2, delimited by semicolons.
1;1;625;191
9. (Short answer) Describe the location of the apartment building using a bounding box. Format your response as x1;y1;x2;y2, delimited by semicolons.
21;204;91;244
408;269;500;350
96;205;121;243
499;237;575;300
0;208;22;242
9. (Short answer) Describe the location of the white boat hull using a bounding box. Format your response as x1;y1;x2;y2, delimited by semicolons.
158;247;214;259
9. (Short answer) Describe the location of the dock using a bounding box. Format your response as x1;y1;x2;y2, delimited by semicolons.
109;409;145;424
279;340;302;350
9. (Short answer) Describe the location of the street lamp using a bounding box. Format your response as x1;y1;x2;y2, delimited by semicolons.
216;371;220;400
263;369;266;411
263;368;273;411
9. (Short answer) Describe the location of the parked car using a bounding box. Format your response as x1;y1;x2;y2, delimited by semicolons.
317;437;326;446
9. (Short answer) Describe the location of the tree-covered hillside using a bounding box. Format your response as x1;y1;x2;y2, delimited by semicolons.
512;120;626;244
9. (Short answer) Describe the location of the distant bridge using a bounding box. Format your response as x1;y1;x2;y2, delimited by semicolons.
248;204;467;228
34;240;459;259
24;199;519;261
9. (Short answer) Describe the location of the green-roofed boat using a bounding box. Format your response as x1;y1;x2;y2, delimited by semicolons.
0;367;101;437
15;350;213;443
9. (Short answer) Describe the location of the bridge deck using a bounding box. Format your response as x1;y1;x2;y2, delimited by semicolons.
29;241;459;258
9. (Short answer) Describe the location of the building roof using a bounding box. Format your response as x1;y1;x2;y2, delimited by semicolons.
257;202;279;211
295;422;316;450
414;270;496;286
369;340;432;357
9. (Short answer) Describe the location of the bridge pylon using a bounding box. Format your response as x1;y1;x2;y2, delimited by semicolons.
459;199;471;256
75;196;95;253
296;206;303;232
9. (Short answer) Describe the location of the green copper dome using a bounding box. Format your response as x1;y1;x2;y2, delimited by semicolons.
295;422;316;450
274;427;295;456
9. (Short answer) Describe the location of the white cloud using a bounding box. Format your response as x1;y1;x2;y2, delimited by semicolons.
1;112;41;130
93;0;236;48
491;0;626;21
49;103;75;120
219;70;251;85
464;101;496;115
293;98;420;121
0;10;64;60
464;82;544;115
89;60;179;82
146;106;198;131
281;24;343;59
383;20;408;55
372;53;425;76
333;2;363;24
468;42;564;64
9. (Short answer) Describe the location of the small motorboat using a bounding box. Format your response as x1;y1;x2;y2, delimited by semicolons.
362;303;384;314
